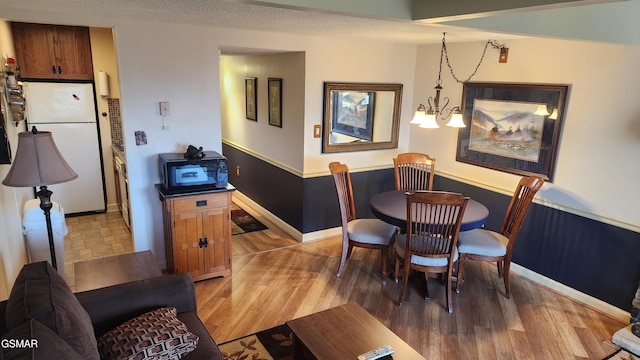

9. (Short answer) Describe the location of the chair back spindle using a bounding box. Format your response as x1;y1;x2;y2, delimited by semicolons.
393;153;436;191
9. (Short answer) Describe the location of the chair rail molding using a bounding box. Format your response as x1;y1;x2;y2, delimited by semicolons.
438;170;639;233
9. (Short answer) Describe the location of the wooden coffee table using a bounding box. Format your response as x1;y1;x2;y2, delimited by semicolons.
286;302;425;359
74;250;163;292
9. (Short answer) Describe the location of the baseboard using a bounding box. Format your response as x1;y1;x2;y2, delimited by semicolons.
231;191;303;242
301;227;342;243
106;203;119;213
510;263;630;323
229;191;630;322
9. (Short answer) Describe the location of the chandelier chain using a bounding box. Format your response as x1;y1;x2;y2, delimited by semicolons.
441;33;502;84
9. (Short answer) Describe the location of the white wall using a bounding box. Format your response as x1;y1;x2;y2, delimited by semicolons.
0;19;31;298
300;39;416;176
114;24;417;263
0;8;420;285
410;38;640;231
220;52;305;173
220;35;418;177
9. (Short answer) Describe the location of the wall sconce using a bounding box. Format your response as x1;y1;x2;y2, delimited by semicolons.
411;33;505;129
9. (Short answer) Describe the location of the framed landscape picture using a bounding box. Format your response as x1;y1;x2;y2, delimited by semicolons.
330;90;375;141
268;78;282;127
456;82;569;181
245;77;257;121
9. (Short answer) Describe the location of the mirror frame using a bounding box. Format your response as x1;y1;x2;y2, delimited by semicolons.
322;82;402;153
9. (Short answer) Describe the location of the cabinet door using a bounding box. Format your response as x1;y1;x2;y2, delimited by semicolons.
11;23;94;80
200;207;230;274
173;211;204;277
12;23;58;79
52;25;94;80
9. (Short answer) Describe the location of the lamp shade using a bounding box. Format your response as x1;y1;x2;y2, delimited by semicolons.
445;110;466;128
2;131;78;187
534;104;550;116
419;113;439;129
410;110;427;125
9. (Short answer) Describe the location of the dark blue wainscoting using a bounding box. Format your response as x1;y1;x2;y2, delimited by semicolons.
222;144;640;311
437;176;640;311
222;144;304;230
303;167;396;233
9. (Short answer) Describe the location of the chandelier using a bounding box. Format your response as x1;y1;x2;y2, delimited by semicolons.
411;33;505;129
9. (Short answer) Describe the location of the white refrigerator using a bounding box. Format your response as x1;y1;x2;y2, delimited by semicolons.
24;81;106;215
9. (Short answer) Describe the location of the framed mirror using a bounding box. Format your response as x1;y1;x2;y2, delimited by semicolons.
322;82;402;153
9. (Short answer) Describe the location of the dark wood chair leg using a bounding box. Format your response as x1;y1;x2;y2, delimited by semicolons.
446;266;454;313
503;260;512;299
456;257;465;293
380;248;388;285
424;273;430;300
394;253;401;282
336;238;349;278
396;257;410;306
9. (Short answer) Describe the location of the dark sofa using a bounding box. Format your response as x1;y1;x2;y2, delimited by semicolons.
0;261;222;360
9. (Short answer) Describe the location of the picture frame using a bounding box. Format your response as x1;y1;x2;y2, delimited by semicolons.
456;82;569;181
245;77;257;121
268;78;282;127
322;82;402;153
330;90;375;141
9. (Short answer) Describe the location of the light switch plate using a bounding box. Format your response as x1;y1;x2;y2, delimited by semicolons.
313;124;321;138
160;101;170;116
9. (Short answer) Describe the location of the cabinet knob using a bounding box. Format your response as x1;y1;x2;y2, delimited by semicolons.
198;238;204;248
52;65;56;74
58;66;62;74
203;238;209;247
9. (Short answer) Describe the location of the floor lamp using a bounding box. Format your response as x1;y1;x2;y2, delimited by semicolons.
2;127;77;270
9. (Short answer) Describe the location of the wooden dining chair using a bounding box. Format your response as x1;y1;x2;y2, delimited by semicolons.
393;153;436;191
394;191;469;313
329;162;397;285
456;175;544;298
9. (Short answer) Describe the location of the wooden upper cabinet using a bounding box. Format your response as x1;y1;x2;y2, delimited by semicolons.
12;22;94;80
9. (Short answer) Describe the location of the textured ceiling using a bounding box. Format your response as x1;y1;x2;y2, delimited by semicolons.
0;0;525;45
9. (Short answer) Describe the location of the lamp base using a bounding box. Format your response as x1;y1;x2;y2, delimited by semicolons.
36;185;57;270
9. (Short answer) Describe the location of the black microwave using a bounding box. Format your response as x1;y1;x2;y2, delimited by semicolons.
159;151;228;192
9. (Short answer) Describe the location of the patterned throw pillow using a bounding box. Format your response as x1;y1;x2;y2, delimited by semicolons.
97;307;199;360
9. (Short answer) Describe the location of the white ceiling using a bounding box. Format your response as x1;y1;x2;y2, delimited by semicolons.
1;0;637;48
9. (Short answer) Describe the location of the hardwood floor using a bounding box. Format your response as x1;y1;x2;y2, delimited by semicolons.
64;208;625;358
197;233;625;359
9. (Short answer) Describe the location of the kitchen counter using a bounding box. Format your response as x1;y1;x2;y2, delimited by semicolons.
112;145;130;229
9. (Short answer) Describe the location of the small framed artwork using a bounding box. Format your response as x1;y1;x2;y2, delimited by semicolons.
245;77;257;121
268;78;282;127
456;82;569;181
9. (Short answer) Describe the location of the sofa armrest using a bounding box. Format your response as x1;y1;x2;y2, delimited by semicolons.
75;273;197;337
0;300;7;335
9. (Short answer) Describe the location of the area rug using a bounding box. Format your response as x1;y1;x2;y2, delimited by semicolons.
231;203;268;235
219;324;293;360
604;348;640;359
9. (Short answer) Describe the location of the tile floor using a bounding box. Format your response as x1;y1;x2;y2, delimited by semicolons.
63;212;132;289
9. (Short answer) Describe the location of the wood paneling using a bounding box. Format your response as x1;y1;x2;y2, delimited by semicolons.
220;144;640;311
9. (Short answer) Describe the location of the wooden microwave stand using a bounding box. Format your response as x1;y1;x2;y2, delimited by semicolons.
157;184;235;281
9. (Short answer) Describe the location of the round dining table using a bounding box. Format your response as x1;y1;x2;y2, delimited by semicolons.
370;190;489;231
